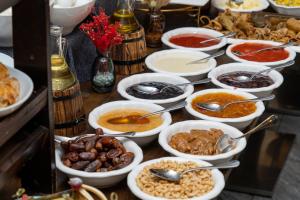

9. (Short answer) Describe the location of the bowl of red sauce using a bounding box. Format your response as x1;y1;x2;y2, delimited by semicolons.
161;27;227;53
226;40;296;66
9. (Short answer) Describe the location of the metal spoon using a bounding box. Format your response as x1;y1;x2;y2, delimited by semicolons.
216;115;278;153
234;60;295;82
232;41;295;57
139;101;187;119
54;131;137;143
134;78;211;95
150;160;240;182
187;50;225;65
196;94;275;112
199;32;236;44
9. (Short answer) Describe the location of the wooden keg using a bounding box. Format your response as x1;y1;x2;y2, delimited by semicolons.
53;81;86;137
111;26;147;75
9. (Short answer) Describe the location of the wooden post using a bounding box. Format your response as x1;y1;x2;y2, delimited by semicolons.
12;0;55;193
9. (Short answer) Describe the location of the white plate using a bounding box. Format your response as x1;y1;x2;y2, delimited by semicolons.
212;0;269;13
169;0;209;6
0;52;14;68
268;0;300;17
136;0;209;7
227;38;300;53
0;67;34;117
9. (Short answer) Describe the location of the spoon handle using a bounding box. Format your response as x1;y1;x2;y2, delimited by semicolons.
171;78;211;88
253;41;295;54
183;160;240;174
187;50;225;64
225;94;275;107
139;101;187;119
199;32;236;44
234;115;278;139
250;60;295;80
55;131;137;143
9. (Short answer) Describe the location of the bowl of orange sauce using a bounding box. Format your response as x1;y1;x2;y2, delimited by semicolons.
226;40;296;66
161;27;227;53
88;100;172;146
185;89;265;130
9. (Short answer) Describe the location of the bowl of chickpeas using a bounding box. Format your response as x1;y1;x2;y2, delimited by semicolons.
127;157;225;200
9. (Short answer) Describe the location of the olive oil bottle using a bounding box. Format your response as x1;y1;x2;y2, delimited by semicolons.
50;26;75;91
111;0;139;33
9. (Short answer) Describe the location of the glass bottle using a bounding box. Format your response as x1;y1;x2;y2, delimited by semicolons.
111;0;139;33
145;8;166;48
92;51;116;93
50;25;76;91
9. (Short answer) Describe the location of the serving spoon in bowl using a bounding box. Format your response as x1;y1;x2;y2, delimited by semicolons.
198;32;236;44
54;131;137;143
196;94;275;112
234;60;295;82
187;50;225;64
133;78;211;95
150;160;240;182
103;101;187;125
232;41;295;57
215;115;278;153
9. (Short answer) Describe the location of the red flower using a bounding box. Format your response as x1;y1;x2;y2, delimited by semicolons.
80;8;123;54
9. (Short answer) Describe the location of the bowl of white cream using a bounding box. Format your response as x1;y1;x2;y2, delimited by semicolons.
145;49;217;81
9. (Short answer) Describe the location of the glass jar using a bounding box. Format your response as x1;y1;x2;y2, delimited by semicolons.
145;8;166;48
92;51;116;93
50;25;76;91
111;0;139;33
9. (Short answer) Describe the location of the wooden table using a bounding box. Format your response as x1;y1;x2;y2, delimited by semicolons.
74;51;297;199
76;52;252;199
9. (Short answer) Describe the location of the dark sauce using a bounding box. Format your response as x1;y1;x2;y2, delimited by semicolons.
217;71;274;88
126;82;184;100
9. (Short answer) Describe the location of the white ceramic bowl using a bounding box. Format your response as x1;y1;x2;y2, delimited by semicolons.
212;0;269;13
269;0;300;16
208;63;284;97
145;49;217;81
88;100;172;146
56;137;143;188
127;157;225;200
117;73;194;107
0;67;34;117
161;27;227;53
159;120;246;164
185;89;265;130
226;40;296;66
0;7;12;47
50;0;95;35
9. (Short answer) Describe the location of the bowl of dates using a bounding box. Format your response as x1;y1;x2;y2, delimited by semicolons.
55;129;143;188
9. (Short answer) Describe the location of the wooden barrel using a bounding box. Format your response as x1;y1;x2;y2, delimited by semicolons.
53;81;86;137
111;26;147;75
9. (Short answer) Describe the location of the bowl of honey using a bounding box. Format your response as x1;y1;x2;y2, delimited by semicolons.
185;89;265;130
88;100;172;146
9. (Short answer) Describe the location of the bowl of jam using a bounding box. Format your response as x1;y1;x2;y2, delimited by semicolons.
208;63;284;97
117;73;194;107
161;27;227;53
226;40;296;66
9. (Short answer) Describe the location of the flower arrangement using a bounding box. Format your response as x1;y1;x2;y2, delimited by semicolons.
80;9;123;54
